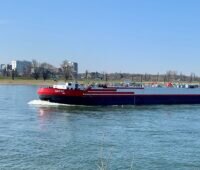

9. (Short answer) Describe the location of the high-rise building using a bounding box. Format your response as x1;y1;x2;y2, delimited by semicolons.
11;60;32;75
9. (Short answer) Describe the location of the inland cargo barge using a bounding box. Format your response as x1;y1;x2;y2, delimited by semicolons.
37;82;200;105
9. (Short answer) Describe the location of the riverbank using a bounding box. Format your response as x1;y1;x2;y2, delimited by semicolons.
0;79;55;86
0;78;199;86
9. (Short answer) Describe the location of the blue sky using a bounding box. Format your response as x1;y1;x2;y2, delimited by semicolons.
0;0;200;74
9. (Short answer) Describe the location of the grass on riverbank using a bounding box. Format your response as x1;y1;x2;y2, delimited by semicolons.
0;77;120;86
0;77;199;86
0;78;56;86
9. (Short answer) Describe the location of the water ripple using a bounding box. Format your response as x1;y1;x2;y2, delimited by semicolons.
0;85;200;169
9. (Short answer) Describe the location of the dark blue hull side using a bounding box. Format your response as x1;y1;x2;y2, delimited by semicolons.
39;95;200;105
135;95;200;105
39;95;135;105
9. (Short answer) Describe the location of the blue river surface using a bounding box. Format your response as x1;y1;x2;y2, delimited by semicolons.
0;85;200;170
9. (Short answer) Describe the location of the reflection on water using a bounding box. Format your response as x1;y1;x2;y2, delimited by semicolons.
28;103;200;170
30;99;200;117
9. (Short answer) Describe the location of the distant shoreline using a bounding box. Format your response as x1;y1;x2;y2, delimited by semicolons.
0;79;55;86
0;78;199;86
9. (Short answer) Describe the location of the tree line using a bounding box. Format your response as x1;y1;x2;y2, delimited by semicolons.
0;60;76;81
80;70;200;83
0;60;199;83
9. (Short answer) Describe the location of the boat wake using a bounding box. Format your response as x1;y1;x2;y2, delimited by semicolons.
28;100;73;107
28;100;122;108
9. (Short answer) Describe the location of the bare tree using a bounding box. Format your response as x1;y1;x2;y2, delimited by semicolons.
131;74;134;81
31;60;40;80
190;72;195;82
40;63;48;81
140;74;143;83
11;69;15;80
85;70;89;79
105;73;108;82
120;73;124;79
2;68;7;77
180;72;183;82
23;64;31;77
163;75;167;83
40;62;56;81
144;73;147;81
61;60;73;81
156;72;159;82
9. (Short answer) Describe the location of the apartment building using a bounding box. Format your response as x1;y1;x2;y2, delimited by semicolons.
11;60;32;75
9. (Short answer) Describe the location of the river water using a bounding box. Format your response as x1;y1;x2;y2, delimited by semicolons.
0;85;200;169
